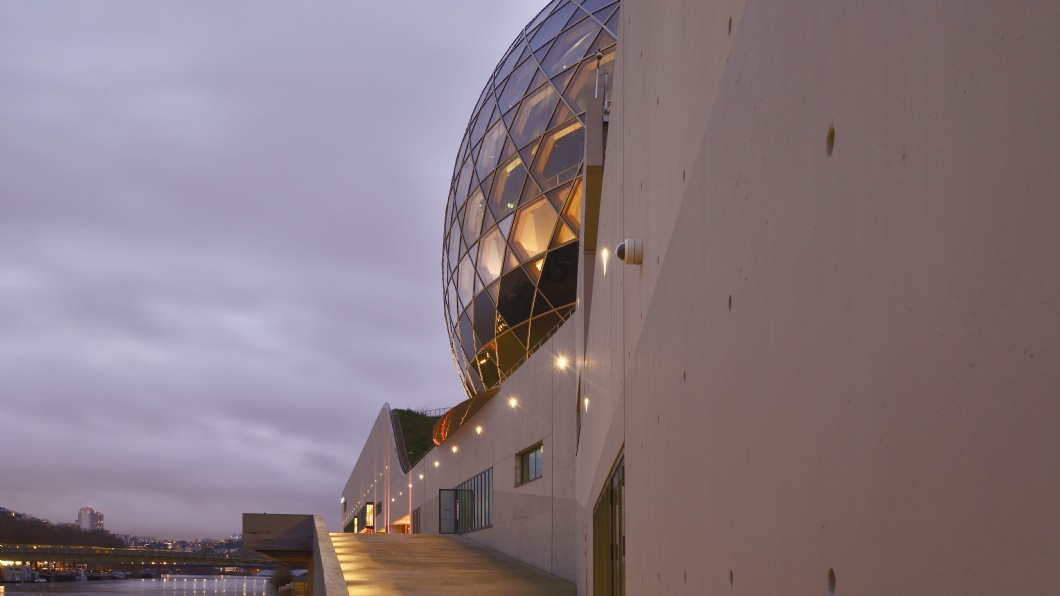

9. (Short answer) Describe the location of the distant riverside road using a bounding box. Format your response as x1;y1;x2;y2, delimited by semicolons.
0;544;276;567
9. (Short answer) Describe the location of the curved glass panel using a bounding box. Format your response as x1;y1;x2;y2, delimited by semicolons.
443;0;619;398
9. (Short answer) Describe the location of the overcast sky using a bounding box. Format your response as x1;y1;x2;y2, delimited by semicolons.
0;1;543;540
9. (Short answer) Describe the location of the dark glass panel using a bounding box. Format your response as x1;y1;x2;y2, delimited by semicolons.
593;27;617;50
531;3;577;50
604;7;620;35
497;212;515;240
580;0;615;13
562;177;583;233
519;143;541;188
529;68;550;94
546;180;575;210
462;189;487;245
519;173;543;209
495;41;528;83
456;158;475;207
486;280;500;304
488;155;527;220
470;96;497;146
502;104;520;129
473;292;497;347
478;351;500;388
468;367;485;393
549;99;576;131
498;59;538;114
541;17;599;76
459;313;476;361
480;205;496;236
511;321;530;348
530;119;584;191
509;84;559;148
537;242;580;308
533;39;555;64
561;58;594;115
496;330;526;376
447;219;462;266
552;65;577;95
528;311;563;350
532;289;555;316
487;102;503;129
456;132;470;173
479;172;495;204
499;136;517;164
497;267;536;328
555;304;575;321
476;121;507;179
528;0;564;33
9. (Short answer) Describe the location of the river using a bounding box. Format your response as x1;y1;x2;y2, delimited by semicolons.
0;575;273;595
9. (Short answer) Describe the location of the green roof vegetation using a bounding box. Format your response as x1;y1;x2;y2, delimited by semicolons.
393;409;440;468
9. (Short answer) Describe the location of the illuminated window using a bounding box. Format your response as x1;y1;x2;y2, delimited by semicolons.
515;442;544;486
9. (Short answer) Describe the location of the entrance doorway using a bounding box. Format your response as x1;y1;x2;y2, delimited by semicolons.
593;456;624;595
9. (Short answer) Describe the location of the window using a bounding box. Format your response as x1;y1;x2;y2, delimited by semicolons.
516;442;544;486
451;468;493;533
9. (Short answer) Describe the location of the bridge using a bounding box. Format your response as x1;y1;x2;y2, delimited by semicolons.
0;544;278;568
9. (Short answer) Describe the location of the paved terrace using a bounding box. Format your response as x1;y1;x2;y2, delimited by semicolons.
330;533;575;595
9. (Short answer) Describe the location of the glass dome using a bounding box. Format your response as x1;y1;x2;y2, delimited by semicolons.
443;0;619;398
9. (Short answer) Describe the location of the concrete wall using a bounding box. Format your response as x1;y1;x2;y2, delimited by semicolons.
341;323;579;581
576;0;1060;594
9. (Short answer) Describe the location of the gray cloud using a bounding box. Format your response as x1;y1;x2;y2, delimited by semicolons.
0;0;542;539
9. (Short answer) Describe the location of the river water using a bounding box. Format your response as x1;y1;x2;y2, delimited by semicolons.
0;576;273;595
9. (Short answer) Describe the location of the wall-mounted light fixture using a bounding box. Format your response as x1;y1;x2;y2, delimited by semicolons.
616;239;643;265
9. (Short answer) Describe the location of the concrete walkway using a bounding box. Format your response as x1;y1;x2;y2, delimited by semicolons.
330;533;575;595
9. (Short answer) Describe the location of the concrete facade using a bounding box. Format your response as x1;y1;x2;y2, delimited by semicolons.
341;323;578;580
342;1;1060;593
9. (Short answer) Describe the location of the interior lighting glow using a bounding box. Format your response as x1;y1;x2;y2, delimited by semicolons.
508;397;519;408
475;425;483;435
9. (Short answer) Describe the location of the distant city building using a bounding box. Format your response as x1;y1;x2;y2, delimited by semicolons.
76;506;103;531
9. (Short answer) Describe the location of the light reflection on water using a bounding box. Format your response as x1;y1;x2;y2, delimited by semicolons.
0;575;272;595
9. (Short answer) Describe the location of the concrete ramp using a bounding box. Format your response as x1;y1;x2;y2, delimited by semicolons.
330;533;575;595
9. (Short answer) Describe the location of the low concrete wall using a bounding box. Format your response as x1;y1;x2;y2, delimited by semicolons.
243;514;348;596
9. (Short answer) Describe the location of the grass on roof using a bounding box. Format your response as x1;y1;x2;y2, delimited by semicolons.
393;409;441;468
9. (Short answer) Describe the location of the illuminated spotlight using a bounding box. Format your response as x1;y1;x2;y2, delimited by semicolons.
391;498;395;502
584;397;590;412
434;461;439;468
408;483;413;488
419;474;424;480
602;247;610;276
451;445;459;453
475;425;483;435
508;396;518;408
555;355;569;370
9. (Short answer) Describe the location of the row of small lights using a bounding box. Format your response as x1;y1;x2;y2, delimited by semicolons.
341;353;578;519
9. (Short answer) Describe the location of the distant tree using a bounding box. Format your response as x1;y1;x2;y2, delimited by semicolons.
270;566;292;589
0;511;125;547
